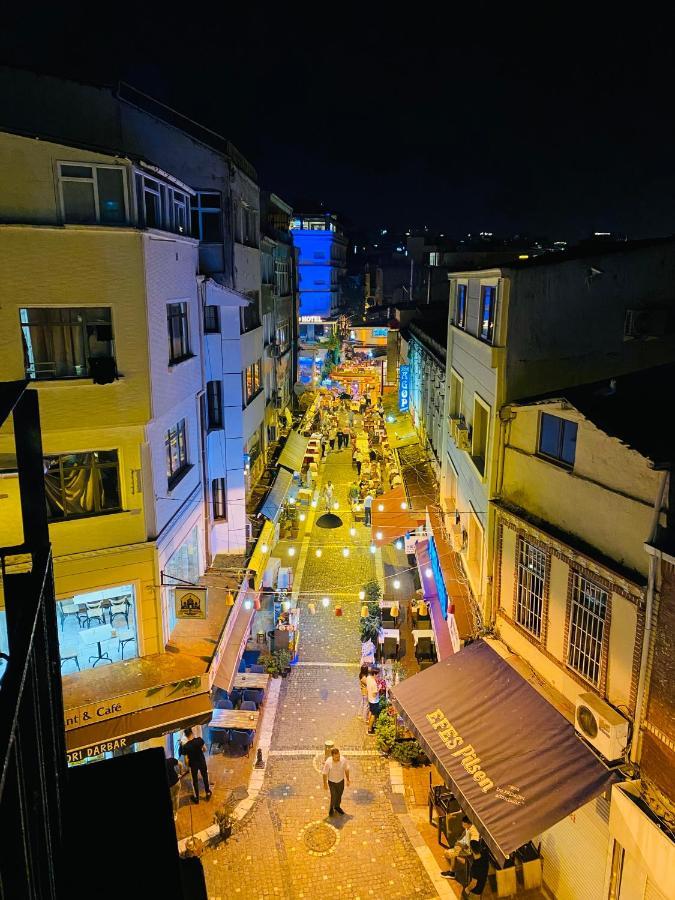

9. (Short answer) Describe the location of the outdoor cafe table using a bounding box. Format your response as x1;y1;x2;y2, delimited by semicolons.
233;673;270;691
79;624;116;666
209;709;260;731
377;628;400;645
412;629;435;646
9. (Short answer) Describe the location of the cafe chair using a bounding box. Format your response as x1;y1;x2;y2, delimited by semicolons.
240;700;257;712
229;729;253;757
238;659;248;673
212;687;229;705
215;698;233;710
416;637;433;662
60;647;80;671
208;726;230;754
58;602;80;631
117;630;136;659
250;664;265;674
381;615;396;629
229;688;242;708
246;688;264;707
108;596;130;627
382;637;399;661
84;600;105;628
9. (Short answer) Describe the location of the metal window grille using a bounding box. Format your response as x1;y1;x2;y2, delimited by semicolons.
567;573;607;685
516;538;546;637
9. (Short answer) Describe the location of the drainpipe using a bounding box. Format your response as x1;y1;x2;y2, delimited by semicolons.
630;470;668;764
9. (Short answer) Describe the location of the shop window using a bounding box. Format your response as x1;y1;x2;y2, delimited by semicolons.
538;413;578;467
167;302;191;364
165;419;189;487
57;584;137;675
44;450;121;521
21;307;115;381
516;538;546;638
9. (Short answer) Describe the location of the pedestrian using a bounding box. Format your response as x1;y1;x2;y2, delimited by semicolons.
179;727;211;804
363;492;373;526
165;749;186;820
358;663;370;720
348;408;355;428
323;746;350;816
440;815;480;880
323;480;334;511
355;449;363;478
348;481;359;508
460;841;489;897
366;666;380;733
329;424;337;451
336;429;344;450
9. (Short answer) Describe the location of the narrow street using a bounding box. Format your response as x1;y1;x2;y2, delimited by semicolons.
201;437;439;899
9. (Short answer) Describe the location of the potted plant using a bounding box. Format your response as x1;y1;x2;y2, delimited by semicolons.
374;708;397;755
183;836;204;858
362;579;382;617
213;805;235;841
359;615;380;645
390;739;428;767
275;649;292;677
259;652;281;677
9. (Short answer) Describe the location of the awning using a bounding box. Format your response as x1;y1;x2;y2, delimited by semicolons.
284;408;293;427
66;692;212;758
371;485;426;545
260;468;294;522
211;594;256;691
391;640;618;865
415;539;456;660
277;430;310;472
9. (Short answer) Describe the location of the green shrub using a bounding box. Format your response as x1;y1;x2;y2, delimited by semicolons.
374;709;396;754
360;615;380;643
390;740;428;767
363;579;382;605
258;653;281;676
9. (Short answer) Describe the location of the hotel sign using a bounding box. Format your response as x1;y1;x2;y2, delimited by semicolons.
399;364;410;412
175;586;207;620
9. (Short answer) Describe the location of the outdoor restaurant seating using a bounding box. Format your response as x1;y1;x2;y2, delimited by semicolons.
229;689;242;708
215;698;234;710
108;595;131;627
415;637;434;663
381;614;396;629
84;600;105;627
240;700;257;712
243;688;264;707
208;726;230;754
60;646;80;671
382;636;399;661
229;729;253;756
212;688;229;704
250;664;265;674
117;630;136;659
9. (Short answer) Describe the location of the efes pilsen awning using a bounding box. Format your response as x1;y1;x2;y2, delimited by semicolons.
390;640;618;865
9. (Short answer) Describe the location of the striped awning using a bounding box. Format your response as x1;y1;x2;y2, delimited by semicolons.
260;468;294;522
277;430;309;472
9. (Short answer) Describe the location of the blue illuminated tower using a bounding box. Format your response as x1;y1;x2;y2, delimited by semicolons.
290;212;347;339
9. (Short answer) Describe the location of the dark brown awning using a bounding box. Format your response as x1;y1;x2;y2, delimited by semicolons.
391;640;618;865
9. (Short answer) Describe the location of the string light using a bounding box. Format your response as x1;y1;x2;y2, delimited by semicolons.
311;500;317;508
376;531;383;540
393;579;401;590
342;547;350;557
322;596;330;607
358;590;365;600
244;599;252;610
400;502;408;510
315;549;322;558
299;513;306;522
378;504;384;512
261;544;269;553
333;502;339;510
349;527;356;537
370;545;376;554
288;547;296;557
425;568;432;577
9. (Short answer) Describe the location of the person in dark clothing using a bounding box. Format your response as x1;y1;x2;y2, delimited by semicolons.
165;751;185;818
179;727;211;803
461;841;489;897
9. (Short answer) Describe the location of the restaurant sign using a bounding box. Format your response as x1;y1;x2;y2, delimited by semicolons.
67;737;129;765
399;364;410;412
175;586;207;620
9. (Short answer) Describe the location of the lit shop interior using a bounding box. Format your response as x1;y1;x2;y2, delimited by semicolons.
57;584;138;673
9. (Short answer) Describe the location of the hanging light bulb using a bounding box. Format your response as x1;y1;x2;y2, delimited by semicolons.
321;596;330;607
225;591;235;607
378;504;384;512
342;547;350;557
393;579;401;590
333;501;339;510
359;590;365;600
370;545;376;554
361;604;368;618
376;531;383;541
299;513;306;522
311;500;318;508
288;547;296;557
261;543;269;554
395;540;403;550
283;600;291;611
244;598;252;610
400;501;408;510
349;527;356;537
315;548;322;558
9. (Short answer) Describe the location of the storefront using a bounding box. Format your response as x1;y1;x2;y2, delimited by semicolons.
57;583;139;673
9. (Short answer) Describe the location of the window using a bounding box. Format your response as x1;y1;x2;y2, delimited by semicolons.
167;302;191;364
261;251;274;284
165;419;189;487
467;511;483;588
190;192;222;242
471;396;490;477
449;370;463;418
58;163;127;225
516;538;547;637
212;478;227;520
243;360;262;405
206;380;223;430
241;205;258;246
135;172;191;236
456;283;467;329
480;285;496;342
538;413;578;466
240;294;261;333
44;451;120;521
275;321;291;353
204;305;220;334
274;259;290;296
21;307;115;381
567;573;608;686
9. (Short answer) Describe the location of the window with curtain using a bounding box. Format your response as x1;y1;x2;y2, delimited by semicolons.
165;419;189;487
21;307;115;381
44;451;121;521
243;360;262;405
480;285;496;342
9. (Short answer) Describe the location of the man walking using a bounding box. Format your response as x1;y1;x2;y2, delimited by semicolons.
366;666;380;733
179;727;212;803
363;492;373;526
323;480;334;512
323;746;350;816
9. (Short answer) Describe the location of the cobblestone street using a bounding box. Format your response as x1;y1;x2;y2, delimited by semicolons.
201;443;439;899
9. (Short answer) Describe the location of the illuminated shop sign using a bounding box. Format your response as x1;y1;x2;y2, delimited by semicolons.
399;364;410;411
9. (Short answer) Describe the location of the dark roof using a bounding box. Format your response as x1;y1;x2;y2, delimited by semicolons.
514;363;675;467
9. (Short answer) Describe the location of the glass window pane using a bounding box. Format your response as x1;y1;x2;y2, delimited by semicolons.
539;413;562;458
144;190;161;228
561;420;578;465
99;465;121;510
201;211;222;242
61;165;93;178
96;169;126;224
62;180;96;224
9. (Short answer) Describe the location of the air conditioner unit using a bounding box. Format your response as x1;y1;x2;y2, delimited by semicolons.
624;308;669;340
574;692;629;762
451;522;464;552
456;422;471;451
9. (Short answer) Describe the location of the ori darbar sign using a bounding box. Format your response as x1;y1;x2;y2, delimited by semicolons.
399;364;410;412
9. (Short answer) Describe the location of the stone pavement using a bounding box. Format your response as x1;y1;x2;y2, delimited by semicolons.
201;440;439;899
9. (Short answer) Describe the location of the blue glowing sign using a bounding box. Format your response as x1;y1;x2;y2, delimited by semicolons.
428;536;448;618
373;327;388;337
399;365;410;412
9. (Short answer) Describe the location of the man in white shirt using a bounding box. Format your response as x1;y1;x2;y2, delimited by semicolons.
323;747;350;816
441;815;481;879
365;668;380;733
363;492;373;526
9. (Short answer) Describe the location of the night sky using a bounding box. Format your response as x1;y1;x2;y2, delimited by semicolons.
2;5;674;240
